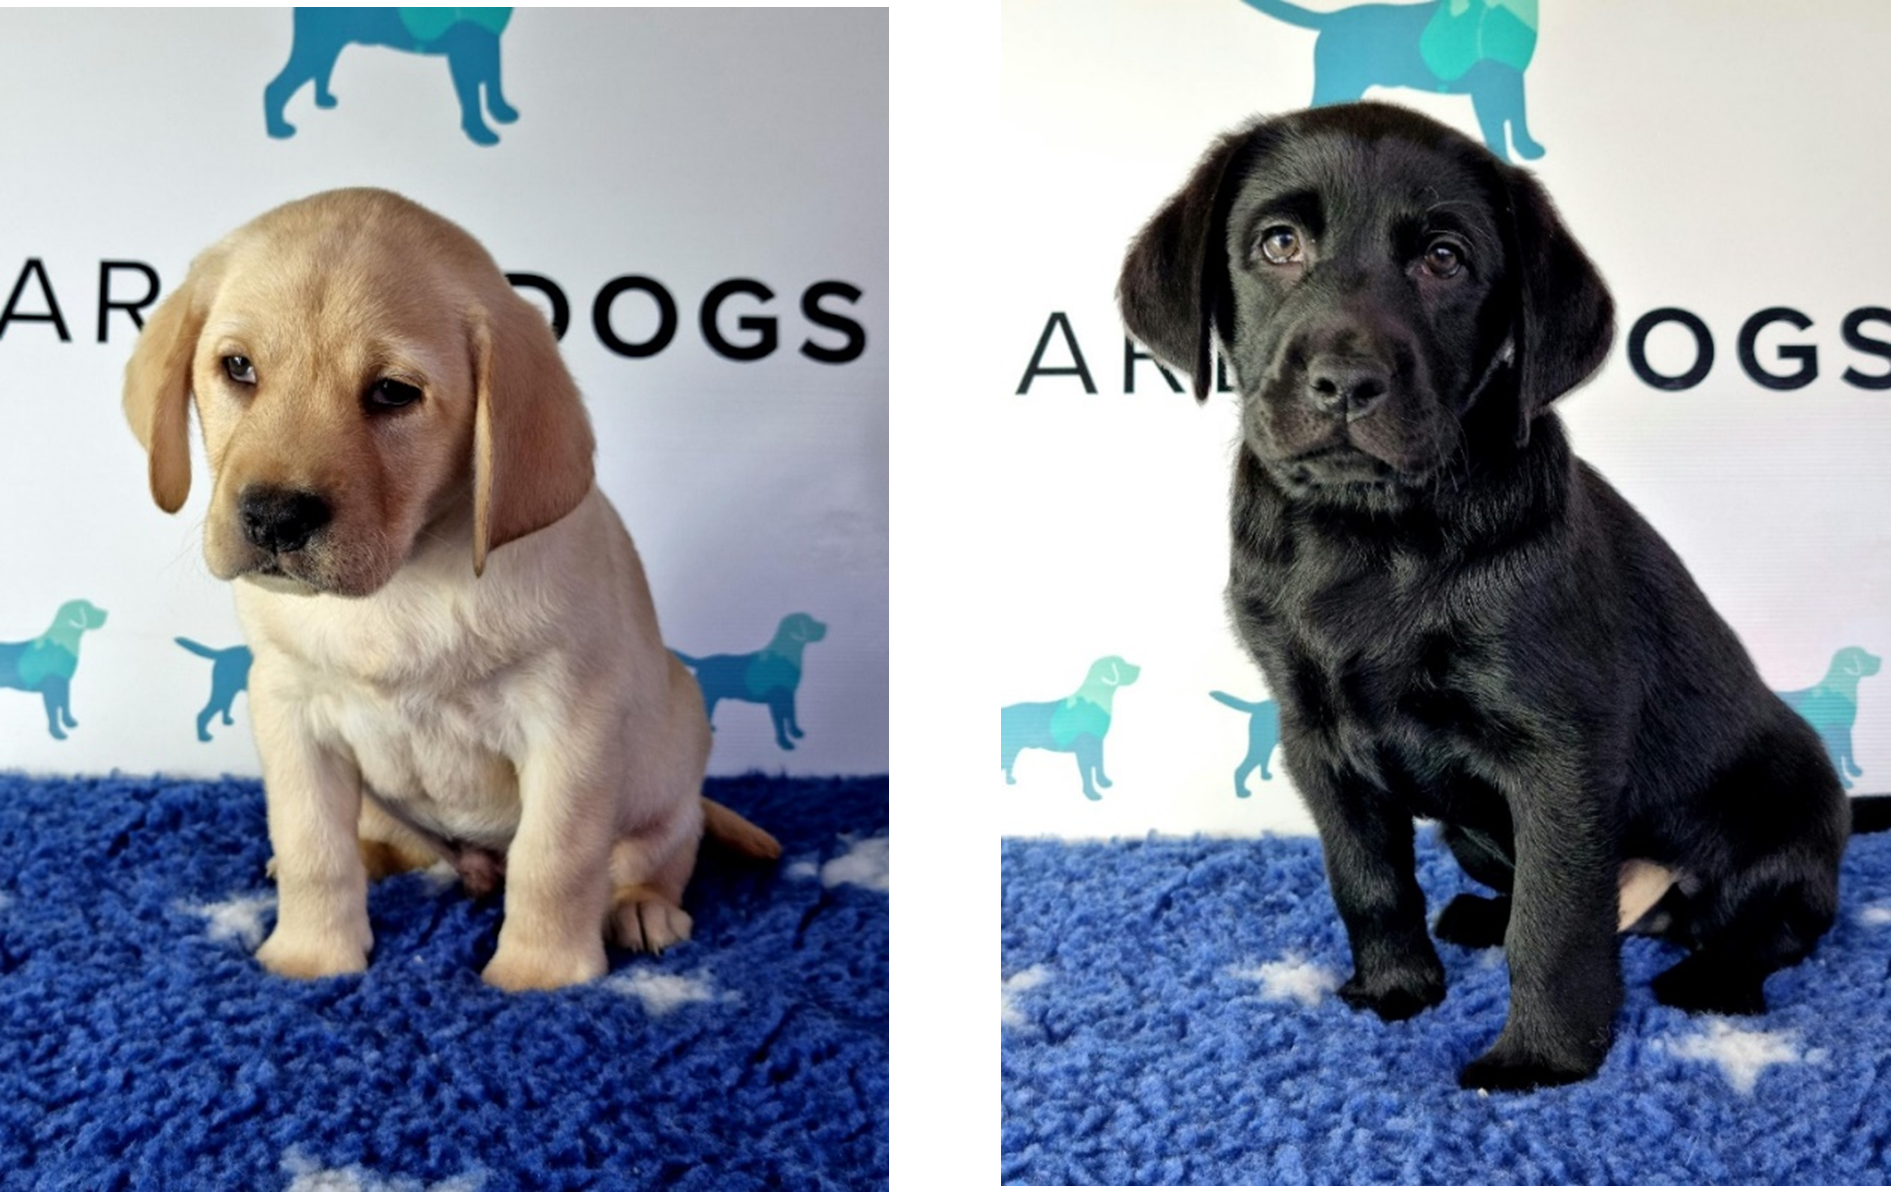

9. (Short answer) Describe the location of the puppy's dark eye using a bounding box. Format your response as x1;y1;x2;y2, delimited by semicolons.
1422;240;1465;279
223;356;256;385
365;379;423;411
1257;225;1305;266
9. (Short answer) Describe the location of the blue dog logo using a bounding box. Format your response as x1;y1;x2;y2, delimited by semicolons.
1240;0;1544;162
175;639;254;743
1777;647;1881;790
1209;691;1282;798
265;7;519;146
673;613;827;752
0;599;107;740
1002;657;1141;802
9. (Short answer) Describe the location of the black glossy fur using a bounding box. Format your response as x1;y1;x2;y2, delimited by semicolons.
1119;102;1852;1091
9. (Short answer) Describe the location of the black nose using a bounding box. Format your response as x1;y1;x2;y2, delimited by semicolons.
239;487;332;555
1306;355;1391;420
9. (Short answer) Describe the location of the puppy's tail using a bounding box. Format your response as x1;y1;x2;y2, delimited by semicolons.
702;797;782;861
1851;794;1891;835
175;636;221;659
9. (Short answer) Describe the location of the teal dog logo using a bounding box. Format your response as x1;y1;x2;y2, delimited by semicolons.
265;7;518;146
175;639;254;743
1778;647;1881;790
1002;657;1141;802
1240;0;1544;161
0;599;107;740
1209;691;1282;798
673;613;827;752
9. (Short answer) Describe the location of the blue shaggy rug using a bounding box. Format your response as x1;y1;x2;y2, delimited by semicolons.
0;772;887;1190
1003;827;1891;1185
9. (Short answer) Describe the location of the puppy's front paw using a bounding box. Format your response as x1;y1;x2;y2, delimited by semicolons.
255;928;368;980
609;889;694;954
1336;963;1445;1022
482;938;607;992
1458;1045;1595;1092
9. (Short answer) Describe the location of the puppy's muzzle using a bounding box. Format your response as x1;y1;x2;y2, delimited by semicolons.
240;486;333;555
1306;354;1391;421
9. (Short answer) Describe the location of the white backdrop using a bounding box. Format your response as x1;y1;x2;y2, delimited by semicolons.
0;7;887;778
995;0;1891;838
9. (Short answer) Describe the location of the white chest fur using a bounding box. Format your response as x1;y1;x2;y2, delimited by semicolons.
304;659;525;849
232;490;642;851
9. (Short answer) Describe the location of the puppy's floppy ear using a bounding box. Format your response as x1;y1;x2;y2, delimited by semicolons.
1118;124;1256;401
1502;167;1614;446
122;259;215;513
469;291;597;576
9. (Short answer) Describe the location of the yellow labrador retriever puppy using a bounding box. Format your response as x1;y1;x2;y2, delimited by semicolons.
122;188;778;991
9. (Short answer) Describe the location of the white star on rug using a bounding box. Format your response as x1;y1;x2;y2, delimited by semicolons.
1667;1020;1802;1094
605;970;731;1016
821;835;889;892
1003;965;1050;1028
281;1146;486;1191
1858;903;1891;927
181;893;277;950
1230;955;1340;1008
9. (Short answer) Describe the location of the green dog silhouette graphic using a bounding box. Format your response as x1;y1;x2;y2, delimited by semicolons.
1209;691;1283;798
265;7;519;146
1777;647;1881;790
0;599;108;740
673;613;827;752
175;638;254;743
1241;0;1544;162
1002;657;1141;801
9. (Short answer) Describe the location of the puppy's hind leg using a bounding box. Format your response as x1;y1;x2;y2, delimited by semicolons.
1654;739;1846;1016
1653;873;1836;1016
608;802;702;954
608;656;711;954
1434;894;1512;949
1653;858;1838;1016
356;797;442;883
610;797;777;952
1433;823;1515;949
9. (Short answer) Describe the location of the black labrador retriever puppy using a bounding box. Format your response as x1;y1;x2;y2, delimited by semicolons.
1118;101;1850;1091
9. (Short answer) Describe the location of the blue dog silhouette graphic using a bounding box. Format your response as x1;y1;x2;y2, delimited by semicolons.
1777;647;1881;790
0;599;107;740
265;7;519;146
1240;0;1544;162
1209;691;1283;798
1002;657;1141;802
673;613;827;752
175;638;254;743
